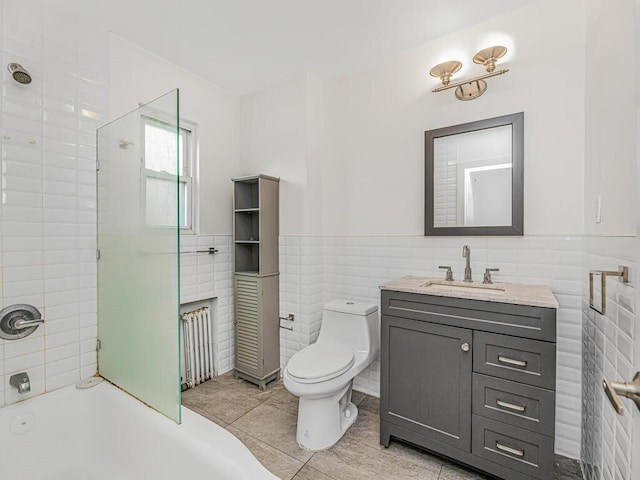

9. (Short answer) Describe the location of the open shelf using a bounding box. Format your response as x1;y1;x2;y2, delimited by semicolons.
234;180;259;210
235;242;260;273
235;210;260;242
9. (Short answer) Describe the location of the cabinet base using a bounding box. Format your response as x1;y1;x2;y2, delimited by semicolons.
381;421;544;480
233;368;280;391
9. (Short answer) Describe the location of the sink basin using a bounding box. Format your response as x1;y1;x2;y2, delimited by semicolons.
421;281;506;296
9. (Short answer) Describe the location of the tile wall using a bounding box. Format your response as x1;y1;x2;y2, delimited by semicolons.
0;3;235;408
278;237;325;368
582;236;637;480
0;2;107;407
433;141;460;227
278;235;584;458
179;234;235;375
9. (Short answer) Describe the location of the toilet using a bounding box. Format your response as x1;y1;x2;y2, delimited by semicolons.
283;300;379;451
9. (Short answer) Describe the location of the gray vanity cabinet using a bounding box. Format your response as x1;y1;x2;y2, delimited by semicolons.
380;290;557;480
382;316;472;451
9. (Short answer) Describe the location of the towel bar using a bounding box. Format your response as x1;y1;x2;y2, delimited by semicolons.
589;266;629;315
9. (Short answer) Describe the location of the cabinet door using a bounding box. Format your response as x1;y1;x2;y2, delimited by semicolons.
381;315;473;451
234;275;261;376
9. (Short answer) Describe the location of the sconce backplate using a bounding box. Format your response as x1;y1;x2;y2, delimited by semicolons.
455;79;487;101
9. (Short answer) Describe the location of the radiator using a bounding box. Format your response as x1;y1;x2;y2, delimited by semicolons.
181;307;214;389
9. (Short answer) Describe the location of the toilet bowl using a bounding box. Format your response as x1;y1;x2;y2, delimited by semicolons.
283;300;379;451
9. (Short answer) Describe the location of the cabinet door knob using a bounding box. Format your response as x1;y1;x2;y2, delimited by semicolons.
461;342;470;352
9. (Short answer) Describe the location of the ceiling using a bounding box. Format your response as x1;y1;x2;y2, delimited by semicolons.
75;0;539;95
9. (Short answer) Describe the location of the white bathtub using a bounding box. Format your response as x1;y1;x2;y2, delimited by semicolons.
0;380;279;480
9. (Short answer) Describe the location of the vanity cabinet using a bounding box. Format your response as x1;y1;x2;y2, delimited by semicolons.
380;289;557;480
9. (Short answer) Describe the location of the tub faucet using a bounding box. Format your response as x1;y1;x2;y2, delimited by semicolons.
462;245;472;282
10;372;30;394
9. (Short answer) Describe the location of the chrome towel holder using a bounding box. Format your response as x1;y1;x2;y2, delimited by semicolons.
589;265;629;315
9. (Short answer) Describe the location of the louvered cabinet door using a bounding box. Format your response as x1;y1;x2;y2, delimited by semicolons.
235;275;261;376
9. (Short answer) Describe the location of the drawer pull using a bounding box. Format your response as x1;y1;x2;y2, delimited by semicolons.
495;442;525;457
496;399;526;412
497;355;527;368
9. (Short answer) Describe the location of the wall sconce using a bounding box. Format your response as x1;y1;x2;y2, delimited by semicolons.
430;46;509;101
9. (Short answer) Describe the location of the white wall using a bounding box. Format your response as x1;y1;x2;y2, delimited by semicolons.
581;1;639;479
0;0;108;406
109;34;239;235
239;73;308;235
320;0;585;236
242;0;586;236
584;0;637;236
0;9;242;409
108;35;242;376
239;0;590;459
239;71;325;236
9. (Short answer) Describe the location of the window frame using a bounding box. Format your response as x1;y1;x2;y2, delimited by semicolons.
140;114;197;233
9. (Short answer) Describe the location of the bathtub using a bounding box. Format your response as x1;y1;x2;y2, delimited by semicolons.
0;379;279;480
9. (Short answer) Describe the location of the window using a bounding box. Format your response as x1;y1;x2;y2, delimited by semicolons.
141;116;195;231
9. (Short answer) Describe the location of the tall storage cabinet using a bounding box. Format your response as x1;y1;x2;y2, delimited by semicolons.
232;174;280;389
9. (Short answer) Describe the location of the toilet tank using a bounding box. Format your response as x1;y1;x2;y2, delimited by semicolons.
318;300;379;354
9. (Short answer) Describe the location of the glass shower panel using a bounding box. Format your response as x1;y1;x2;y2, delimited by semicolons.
97;90;181;422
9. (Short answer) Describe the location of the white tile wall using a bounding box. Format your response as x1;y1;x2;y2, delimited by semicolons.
582;236;637;480
278;236;325;369
180;234;235;375
433;142;459;226
0;1;107;406
279;234;584;458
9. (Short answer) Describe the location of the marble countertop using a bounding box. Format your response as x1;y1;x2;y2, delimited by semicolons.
380;276;559;309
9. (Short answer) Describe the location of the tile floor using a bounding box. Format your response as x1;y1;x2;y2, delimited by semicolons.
182;373;583;480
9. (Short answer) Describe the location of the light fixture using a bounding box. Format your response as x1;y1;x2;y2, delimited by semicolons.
430;45;509;101
428;60;462;86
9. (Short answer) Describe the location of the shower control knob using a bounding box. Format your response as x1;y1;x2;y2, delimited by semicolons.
461;342;470;352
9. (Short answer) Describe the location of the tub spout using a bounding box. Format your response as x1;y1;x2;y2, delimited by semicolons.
10;372;30;394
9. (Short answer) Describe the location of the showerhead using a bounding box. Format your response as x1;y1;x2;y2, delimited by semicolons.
7;63;32;84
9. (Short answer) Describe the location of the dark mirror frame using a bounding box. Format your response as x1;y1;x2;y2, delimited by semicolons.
424;112;524;236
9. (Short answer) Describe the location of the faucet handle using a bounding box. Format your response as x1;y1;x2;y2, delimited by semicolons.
483;268;500;284
438;265;454;281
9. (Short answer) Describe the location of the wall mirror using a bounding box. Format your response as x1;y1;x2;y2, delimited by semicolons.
425;112;524;236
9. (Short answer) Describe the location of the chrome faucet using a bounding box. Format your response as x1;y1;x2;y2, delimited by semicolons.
483;268;500;284
10;372;30;394
462;245;472;282
438;265;454;281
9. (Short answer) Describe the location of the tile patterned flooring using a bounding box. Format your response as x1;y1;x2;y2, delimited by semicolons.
182;373;583;480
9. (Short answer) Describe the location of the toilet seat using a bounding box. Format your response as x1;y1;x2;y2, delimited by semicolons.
286;342;355;383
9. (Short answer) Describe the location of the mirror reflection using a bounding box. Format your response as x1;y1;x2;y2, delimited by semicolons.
425;112;523;236
433;125;512;228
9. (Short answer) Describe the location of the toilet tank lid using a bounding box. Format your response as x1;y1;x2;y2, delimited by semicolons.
324;300;378;316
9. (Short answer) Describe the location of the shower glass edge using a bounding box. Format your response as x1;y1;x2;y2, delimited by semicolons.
96;89;182;423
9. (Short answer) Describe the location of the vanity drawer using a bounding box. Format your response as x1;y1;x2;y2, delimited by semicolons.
472;374;555;436
473;332;555;389
472;415;554;480
381;290;556;342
